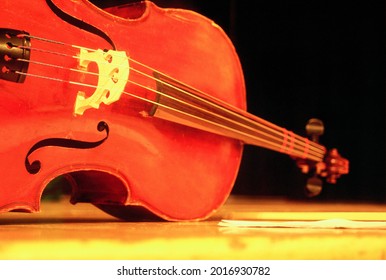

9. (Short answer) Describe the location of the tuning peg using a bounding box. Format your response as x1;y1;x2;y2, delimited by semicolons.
301;118;322;196
306;118;324;143
305;176;323;197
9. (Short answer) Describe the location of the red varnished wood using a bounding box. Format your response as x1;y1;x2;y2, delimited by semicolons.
0;0;245;220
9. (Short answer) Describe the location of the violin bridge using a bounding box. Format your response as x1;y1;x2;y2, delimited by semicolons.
74;48;129;115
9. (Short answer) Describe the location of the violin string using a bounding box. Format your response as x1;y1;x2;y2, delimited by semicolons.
126;76;324;159
17;58;89;75
16;34;325;159
20;35;291;139
128;68;325;158
128;66;325;157
19;34;292;137
19;34;94;53
17;45;76;59
20;33;325;153
16;47;325;160
17;56;324;160
16;43;325;159
16;68;323;161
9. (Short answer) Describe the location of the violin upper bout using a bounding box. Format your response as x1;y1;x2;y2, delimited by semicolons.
101;1;149;20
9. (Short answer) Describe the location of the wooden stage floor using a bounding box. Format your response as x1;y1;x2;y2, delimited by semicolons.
0;196;385;260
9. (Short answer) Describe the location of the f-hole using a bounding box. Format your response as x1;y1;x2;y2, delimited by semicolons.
25;121;110;174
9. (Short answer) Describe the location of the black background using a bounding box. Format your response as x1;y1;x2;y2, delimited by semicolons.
89;0;385;202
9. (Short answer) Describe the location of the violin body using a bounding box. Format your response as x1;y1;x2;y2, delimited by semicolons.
0;0;245;220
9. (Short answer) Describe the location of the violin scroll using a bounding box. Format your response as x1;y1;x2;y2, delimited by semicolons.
318;148;349;184
298;148;349;197
296;119;349;196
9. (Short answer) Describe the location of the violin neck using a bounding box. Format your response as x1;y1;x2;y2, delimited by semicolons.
151;73;326;163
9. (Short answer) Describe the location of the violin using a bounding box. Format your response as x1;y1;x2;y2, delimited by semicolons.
0;0;348;221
